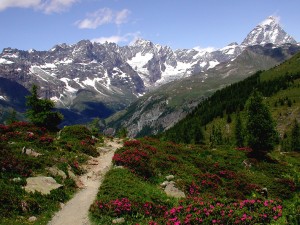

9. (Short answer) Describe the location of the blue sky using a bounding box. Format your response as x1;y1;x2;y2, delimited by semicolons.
0;0;299;51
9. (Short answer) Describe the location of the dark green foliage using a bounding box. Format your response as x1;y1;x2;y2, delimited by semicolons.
5;109;18;125
89;117;101;136
210;125;223;146
291;119;300;151
235;114;244;147
117;127;128;138
226;114;232;123
60;125;99;157
60;125;91;140
165;118;204;144
246;91;278;158
26;85;63;131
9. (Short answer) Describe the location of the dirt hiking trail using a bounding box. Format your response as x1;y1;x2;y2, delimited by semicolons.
48;138;123;225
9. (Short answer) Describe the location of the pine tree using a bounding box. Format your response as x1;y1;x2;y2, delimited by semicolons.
235;113;244;147
291;119;300;151
26;85;63;130
193;122;204;144
246;91;278;158
210;125;223;146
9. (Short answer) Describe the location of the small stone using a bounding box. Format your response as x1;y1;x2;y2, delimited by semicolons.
114;165;124;169
60;202;65;209
112;217;125;224
12;177;22;182
166;175;175;181
22;147;42;157
28;216;37;222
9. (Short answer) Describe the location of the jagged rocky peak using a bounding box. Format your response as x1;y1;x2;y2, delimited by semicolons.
132;38;153;47
241;16;297;46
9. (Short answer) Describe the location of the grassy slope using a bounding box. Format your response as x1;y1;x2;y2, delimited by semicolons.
0;123;103;225
90;138;299;224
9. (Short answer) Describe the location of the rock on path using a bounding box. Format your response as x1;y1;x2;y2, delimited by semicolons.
48;139;122;225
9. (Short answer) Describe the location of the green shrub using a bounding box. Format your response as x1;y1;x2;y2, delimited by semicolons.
60;125;91;140
59;125;99;157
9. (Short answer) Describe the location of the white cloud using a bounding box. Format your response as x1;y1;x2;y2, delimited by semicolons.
115;9;130;25
40;0;79;14
91;32;141;45
75;8;131;29
0;0;78;13
75;8;113;29
0;0;40;11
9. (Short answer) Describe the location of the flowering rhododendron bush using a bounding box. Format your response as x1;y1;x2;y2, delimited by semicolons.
91;196;283;224
163;198;283;225
91;137;299;224
113;139;157;178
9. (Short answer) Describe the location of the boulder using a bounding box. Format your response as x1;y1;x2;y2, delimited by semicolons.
24;176;62;195
47;166;67;179
28;216;37;222
164;182;186;198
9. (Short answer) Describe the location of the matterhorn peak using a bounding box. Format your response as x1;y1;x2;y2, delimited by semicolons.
259;16;279;26
241;16;297;46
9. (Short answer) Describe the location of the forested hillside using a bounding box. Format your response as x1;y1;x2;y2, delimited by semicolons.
164;52;300;146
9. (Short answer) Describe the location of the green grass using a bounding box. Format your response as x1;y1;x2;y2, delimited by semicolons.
90;138;300;224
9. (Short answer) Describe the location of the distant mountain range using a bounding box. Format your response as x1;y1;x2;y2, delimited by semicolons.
0;16;299;127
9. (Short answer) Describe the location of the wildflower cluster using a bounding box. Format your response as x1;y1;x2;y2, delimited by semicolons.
39;135;54;144
113;140;157;178
0;122;47;143
163;198;283;225
92;198;167;218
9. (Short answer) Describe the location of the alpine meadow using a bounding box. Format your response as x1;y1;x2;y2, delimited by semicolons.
0;2;300;224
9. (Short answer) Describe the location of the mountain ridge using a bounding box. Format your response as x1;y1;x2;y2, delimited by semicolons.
0;16;298;125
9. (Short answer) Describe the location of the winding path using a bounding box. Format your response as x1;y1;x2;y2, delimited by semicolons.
48;139;122;225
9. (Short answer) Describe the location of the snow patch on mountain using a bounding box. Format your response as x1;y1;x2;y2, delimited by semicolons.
0;58;14;64
242;16;297;46
0;95;7;101
127;52;153;73
60;78;78;93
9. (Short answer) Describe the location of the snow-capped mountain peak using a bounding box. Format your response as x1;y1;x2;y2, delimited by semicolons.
241;16;297;46
260;16;278;26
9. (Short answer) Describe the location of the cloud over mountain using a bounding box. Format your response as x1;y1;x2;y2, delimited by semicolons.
75;8;131;29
